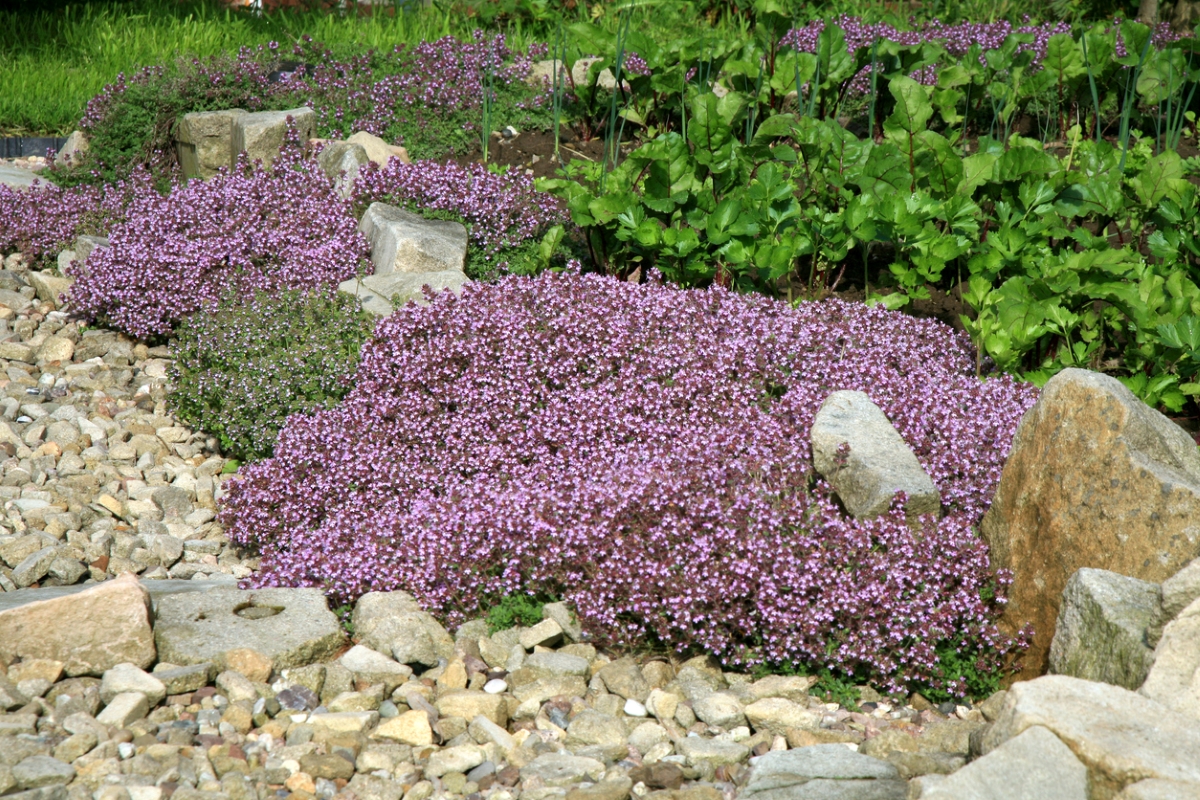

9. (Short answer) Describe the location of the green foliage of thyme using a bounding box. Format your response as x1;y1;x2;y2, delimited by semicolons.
168;288;376;463
485;592;549;634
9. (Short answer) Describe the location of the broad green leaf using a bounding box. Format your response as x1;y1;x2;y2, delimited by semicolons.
959;153;998;195
1130;151;1186;208
884;75;933;135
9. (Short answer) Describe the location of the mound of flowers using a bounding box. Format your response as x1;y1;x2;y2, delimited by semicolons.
67;149;368;339
221;271;1038;694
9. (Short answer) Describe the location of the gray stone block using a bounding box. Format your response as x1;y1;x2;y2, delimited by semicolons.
231;107;315;170
741;745;906;800
358;203;467;276
318;141;369;198
154;586;345;672
1048;567;1161;689
811;390;940;520
175;109;248;179
914;726;1086;800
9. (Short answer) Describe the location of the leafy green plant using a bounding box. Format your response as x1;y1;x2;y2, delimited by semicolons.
168;288;376;462
485;592;551;633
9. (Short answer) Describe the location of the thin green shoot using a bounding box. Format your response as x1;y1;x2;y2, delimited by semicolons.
1081;32;1103;142
1118;33;1153;173
866;37;879;140
551;19;566;164
481;49;496;163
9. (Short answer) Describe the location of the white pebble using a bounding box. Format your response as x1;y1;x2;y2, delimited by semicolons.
624;698;648;717
484;679;508;695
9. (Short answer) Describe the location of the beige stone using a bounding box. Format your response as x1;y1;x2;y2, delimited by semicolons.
345;131;410;167
231;107;315;170
436;689;507;727
374;709;433;746
0;573;154;675
744;697;821;736
982;675;1200;796
1140;595;1200;721
223;648;273;684
981;368;1200;680
175;109;248;179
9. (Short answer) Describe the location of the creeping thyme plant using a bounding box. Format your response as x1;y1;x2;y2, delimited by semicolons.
221;271;1038;696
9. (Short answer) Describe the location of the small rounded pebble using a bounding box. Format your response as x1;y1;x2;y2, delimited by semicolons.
624;698;648;717
484;679;507;694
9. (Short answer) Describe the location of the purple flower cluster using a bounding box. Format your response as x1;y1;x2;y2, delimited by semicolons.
220;271;1038;692
67;148;369;339
351;158;565;256
0;171;147;264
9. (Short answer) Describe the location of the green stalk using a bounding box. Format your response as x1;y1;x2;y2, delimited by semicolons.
1082;33;1102;142
481;49;495;164
1118;34;1153;173
867;37;879;141
602;9;632;190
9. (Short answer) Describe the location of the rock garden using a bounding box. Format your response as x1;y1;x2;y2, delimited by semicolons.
2;0;1200;798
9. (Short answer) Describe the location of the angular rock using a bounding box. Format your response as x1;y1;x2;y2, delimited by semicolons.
1048;568;1161;689
597;658;651;702
692;692;746;729
740;745;905;800
11;547;56;588
0;165;43;191
542;602;585;643
519;618;563;650
176;109;248;178
55;131;87;167
338;645;413;693
373;710;433;746
357;203;468;276
520;754;605;787
352;592;453;668
811;390;940;520
982;368;1200;679
565;710;625;749
0;573;154;676
1116;780;1200;799
982;675;1200;794
744;697;821;736
317;141;369;199
522;652;590;680
1160;557;1200;626
345;131;410;167
915;726;1086;800
435;689;507;727
674;738;750;769
425;744;486;778
154;587;344;672
1140;595;1200;721
95;692;149;728
152;662;214;694
307;710;378;738
12;757;74;790
100;663;166;707
231;107;315;170
28;272;73;307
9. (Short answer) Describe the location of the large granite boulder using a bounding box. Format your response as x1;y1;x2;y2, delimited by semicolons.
0;574;154;676
980;675;1200;796
810;390;940;520
231;106;315;170
1048;567;1161;689
154;586;344;672
175;109;248;179
981;368;1200;680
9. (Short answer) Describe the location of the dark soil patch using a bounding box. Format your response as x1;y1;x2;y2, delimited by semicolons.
447;125;609;180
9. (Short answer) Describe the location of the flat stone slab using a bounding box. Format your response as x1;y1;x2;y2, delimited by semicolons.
231;106;315;170
358;202;468;276
742;745;906;800
0;574;155;676
154;586;345;672
0;165;46;191
917;726;1087;799
1048;567;1161;689
811;390;940;520
0;576;237;614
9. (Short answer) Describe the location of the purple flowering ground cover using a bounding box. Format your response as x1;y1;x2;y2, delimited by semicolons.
221;270;1038;694
64;146;369;340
